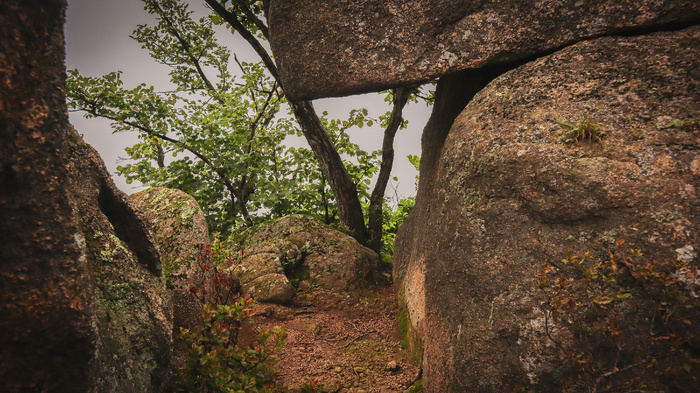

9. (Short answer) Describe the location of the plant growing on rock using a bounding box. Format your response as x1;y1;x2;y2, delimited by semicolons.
558;113;606;143
535;239;699;392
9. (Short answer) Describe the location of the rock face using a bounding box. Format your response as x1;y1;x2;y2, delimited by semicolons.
394;27;699;391
231;215;380;302
130;187;214;369
68;128;173;392
1;2;92;390
269;0;700;99
130;187;210;279
0;2;172;390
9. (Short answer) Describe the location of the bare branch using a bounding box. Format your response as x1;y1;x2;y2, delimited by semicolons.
204;0;280;83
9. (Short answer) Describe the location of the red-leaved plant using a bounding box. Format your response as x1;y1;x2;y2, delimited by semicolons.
174;240;322;392
174;242;285;392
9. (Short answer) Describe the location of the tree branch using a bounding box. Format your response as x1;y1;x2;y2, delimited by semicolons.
204;0;280;83
154;1;224;103
232;0;269;39
367;87;411;252
73;92;250;223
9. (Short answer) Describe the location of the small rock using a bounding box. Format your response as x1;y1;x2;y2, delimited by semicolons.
322;378;342;393
297;280;312;292
386;360;399;371
333;366;342;373
256;304;295;320
676;245;697;263
244;273;296;304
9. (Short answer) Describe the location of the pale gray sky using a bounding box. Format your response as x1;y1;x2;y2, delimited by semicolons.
64;0;429;201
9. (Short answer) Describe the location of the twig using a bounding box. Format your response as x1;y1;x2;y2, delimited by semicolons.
344;330;378;347
487;298;496;327
591;361;645;393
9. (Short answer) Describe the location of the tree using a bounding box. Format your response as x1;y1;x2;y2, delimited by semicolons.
68;0;422;254
67;0;289;232
203;0;415;251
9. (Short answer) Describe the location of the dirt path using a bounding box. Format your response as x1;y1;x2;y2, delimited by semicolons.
251;286;420;392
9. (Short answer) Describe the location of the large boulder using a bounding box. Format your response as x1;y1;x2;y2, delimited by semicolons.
231;215;381;302
394;27;699;391
269;0;700;99
130;187;210;281
1;2;171;391
68;128;173;392
129;187;218;369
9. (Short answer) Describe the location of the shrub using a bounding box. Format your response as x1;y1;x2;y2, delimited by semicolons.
174;299;287;392
174;243;322;393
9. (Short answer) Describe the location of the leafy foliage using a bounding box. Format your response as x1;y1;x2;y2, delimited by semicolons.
378;154;419;263
174;243;322;393
536;240;700;392
380;198;414;264
664;117;699;130
174;299;288;392
66;0;411;240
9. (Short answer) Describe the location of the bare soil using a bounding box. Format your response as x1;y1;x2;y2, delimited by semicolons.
250;285;420;393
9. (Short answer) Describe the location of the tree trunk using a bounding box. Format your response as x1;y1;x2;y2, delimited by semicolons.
0;1;95;390
290;100;370;244
206;0;370;244
368;88;410;254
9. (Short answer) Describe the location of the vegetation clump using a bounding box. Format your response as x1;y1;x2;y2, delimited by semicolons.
558;114;606;144
664;117;699;130
173;244;322;393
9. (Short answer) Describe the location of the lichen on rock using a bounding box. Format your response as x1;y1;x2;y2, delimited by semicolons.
68;128;173;392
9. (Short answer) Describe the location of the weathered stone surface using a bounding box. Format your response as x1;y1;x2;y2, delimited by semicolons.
246;273;297;304
1;2;93;390
236;215;381;292
233;252;285;282
130;187;213;372
67;128;173;392
2;2;169;391
394;27;699;391
269;0;700;100
130;187;210;277
232;251;295;303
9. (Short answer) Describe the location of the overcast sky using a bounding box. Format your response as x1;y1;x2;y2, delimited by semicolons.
64;0;430;202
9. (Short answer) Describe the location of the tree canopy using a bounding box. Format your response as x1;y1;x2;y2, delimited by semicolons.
67;0;432;254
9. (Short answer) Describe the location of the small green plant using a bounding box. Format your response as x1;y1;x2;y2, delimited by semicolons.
380;197;415;265
175;243;322;393
174;298;287;392
558;114;606;143
536;240;699;392
664;117;699;129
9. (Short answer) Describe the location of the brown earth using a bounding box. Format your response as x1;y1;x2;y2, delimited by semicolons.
250;286;420;393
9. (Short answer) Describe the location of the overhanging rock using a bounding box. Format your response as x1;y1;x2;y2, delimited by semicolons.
269;0;700;100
